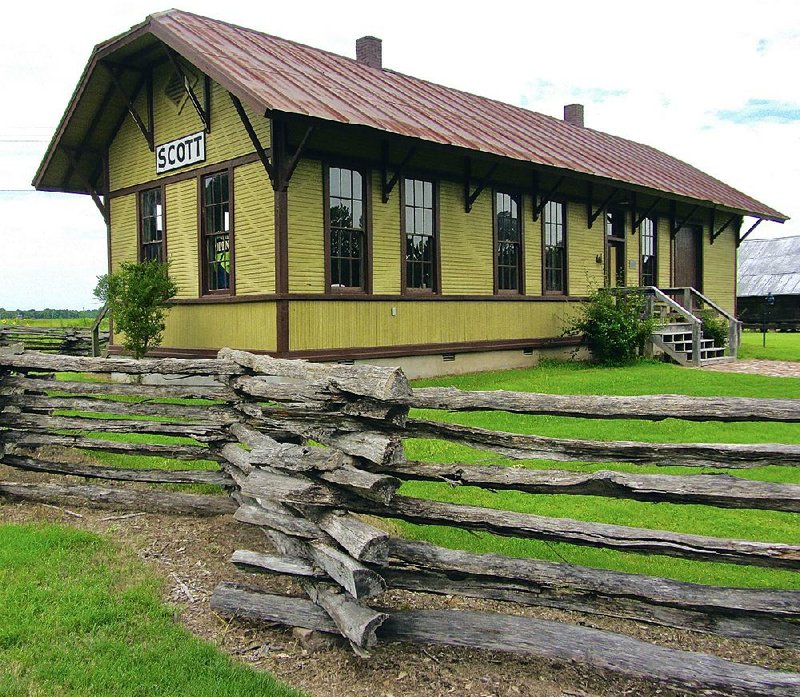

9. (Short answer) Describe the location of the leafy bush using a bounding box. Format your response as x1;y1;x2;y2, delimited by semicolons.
565;288;656;365
700;309;728;348
94;261;178;359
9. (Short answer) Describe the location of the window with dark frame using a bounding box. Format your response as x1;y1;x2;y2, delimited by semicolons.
139;187;164;262
495;191;522;292
201;171;231;293
403;177;436;291
640;216;657;287
543;200;566;293
328;166;365;290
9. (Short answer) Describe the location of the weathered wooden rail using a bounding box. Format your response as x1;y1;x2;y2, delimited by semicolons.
0;324;109;356
1;346;799;696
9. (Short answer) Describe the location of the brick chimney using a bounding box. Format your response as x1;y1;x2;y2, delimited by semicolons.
564;103;585;127
356;36;382;69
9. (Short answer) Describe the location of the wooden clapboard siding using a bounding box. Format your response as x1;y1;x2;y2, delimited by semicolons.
439;181;493;295
161;302;277;350
165;178;199;299
657;215;672;287
371;170;401;294
108;67;269;192
703;223;736;314
289;300;570;351
234;162;275;295
523;194;542;297
287;159;325;294
567;201;604;295
109;195;137;271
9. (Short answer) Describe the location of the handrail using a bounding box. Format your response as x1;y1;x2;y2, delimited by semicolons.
91;305;109;357
613;286;702;326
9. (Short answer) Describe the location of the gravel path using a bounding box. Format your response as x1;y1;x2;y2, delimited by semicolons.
701;359;800;378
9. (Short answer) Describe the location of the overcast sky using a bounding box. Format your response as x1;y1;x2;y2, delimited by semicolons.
1;0;798;310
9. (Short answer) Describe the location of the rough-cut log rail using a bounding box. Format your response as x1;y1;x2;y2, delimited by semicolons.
219;348;412;402
412;387;800;422
0;375;236;401
0;352;244;376
370;461;800;512
381;539;800;648
211;584;800;697
229;423;343;472
339;495;800;569
3;433;219;461
5;395;238;424
0;481;237;516
0;413;230;442
379;609;800;697
407;419;800;467
231;549;324;578
1;455;233;486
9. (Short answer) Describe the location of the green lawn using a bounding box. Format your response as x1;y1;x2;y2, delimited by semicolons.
403;360;800;588
0;317;106;329
739;330;800;361
0;523;301;697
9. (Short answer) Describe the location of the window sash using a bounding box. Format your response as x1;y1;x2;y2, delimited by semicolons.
640;217;657;287
404;178;436;290
139;187;164;262
201;172;231;293
329;166;366;290
543;200;566;293
495;191;521;291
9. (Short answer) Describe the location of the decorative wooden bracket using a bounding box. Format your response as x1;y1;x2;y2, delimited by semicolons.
381;142;416;203
671;203;700;238
632;196;661;232
230;93;273;183
712;213;738;244
284;125;315;187
63;148;108;223
164;48;211;132
101;62;153;151
738;218;762;246
463;159;498;213
533;176;565;221
588;187;619;229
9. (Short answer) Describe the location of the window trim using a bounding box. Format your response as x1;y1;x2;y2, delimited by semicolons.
197;167;235;297
639;215;658;287
541;198;568;296
323;162;372;295
400;175;440;294
137;184;167;263
492;189;525;295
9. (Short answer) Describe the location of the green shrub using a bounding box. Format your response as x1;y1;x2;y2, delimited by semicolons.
700;309;728;348
94;261;178;359
565;288;656;365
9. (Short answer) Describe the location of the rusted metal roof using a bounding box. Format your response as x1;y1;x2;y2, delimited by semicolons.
36;10;788;222
738;236;800;297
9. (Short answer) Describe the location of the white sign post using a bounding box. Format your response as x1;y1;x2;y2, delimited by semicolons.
155;131;206;174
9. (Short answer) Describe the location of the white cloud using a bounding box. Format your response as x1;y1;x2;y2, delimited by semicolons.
1;0;798;308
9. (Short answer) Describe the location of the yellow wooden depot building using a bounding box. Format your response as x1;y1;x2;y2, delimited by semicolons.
35;10;787;375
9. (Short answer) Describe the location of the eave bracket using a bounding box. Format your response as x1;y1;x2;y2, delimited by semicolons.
463;158;498;213
165;49;211;133
382;142;416;203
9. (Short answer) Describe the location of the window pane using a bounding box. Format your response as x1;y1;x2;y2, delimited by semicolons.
328;166;366;289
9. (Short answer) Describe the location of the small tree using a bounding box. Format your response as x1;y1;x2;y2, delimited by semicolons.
94;261;178;359
565;288;656;365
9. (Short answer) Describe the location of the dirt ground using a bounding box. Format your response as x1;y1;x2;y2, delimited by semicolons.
1;465;799;697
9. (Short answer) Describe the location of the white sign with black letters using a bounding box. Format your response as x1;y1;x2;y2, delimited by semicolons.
155;131;206;174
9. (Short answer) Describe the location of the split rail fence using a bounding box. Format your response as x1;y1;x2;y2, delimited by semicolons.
0;325;109;356
0;346;799;696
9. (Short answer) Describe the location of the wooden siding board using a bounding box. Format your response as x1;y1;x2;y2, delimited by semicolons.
234;161;275;295
523;194;542;296
567;201;604;296
109;195;137;272
289;300;571;351
439;181;493;295
287;159;325;294
371;170;401;294
703;224;736;314
161;302;277;350
165;178;198;299
657;215;671;287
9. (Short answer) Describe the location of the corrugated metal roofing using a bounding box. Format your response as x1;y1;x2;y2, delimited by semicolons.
35;9;788;222
738;236;800;297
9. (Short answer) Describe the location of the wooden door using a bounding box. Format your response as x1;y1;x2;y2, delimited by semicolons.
673;225;702;290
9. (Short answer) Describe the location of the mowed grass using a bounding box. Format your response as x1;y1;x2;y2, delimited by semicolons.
0;317;108;329
401;360;800;588
739;330;800;361
0;523;302;697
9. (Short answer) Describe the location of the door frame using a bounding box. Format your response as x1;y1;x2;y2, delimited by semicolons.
671;223;703;291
